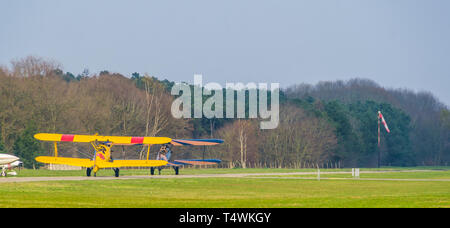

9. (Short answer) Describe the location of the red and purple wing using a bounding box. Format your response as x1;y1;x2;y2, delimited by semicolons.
170;139;224;146
171;159;222;166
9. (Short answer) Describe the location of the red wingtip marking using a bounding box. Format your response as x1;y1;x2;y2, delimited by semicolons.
61;134;75;142
131;137;144;144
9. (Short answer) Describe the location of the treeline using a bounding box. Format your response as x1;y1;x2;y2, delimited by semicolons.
0;56;449;168
285;79;450;166
0;56;191;168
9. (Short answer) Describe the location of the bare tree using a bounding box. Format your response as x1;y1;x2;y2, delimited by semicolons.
11;56;61;78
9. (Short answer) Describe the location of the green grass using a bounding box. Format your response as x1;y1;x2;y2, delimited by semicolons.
1;167;449;208
0;177;449;208
259;170;450;179
13;166;450;177
12;167;320;177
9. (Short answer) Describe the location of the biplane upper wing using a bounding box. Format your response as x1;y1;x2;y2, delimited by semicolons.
34;133;171;145
170;139;224;146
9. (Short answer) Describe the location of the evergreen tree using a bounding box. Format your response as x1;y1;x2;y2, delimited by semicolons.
0;139;4;153
13;122;44;169
324;100;362;167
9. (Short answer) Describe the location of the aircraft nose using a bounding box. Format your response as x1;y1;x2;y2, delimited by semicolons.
11;160;23;167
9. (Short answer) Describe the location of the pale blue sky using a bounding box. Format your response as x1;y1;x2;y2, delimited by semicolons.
1;0;449;105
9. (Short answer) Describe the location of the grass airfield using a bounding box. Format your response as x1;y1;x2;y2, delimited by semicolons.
0;167;449;208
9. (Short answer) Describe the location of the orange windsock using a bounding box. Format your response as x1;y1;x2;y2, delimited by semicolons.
378;111;390;133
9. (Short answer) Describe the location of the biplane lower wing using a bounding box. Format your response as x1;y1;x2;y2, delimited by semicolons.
35;156;94;168
169;159;221;166
107;160;168;168
36;156;168;168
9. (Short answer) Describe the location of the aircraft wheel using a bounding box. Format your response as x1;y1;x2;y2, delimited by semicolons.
114;168;120;177
1;171;6;177
86;168;92;177
150;167;155;175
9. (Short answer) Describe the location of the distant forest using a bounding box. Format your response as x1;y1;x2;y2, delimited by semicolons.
1;56;449;168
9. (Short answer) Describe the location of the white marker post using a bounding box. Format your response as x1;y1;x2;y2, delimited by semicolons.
352;168;360;178
317;168;320;181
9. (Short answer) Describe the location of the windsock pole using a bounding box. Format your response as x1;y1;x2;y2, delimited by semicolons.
378;112;381;168
377;111;390;168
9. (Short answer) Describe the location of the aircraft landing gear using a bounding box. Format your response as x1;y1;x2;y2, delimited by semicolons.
113;168;120;177
151;167;179;175
173;166;179;175
150;167;155;175
86;167;98;177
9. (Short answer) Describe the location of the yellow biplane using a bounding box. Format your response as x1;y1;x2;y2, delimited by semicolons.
34;133;171;177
